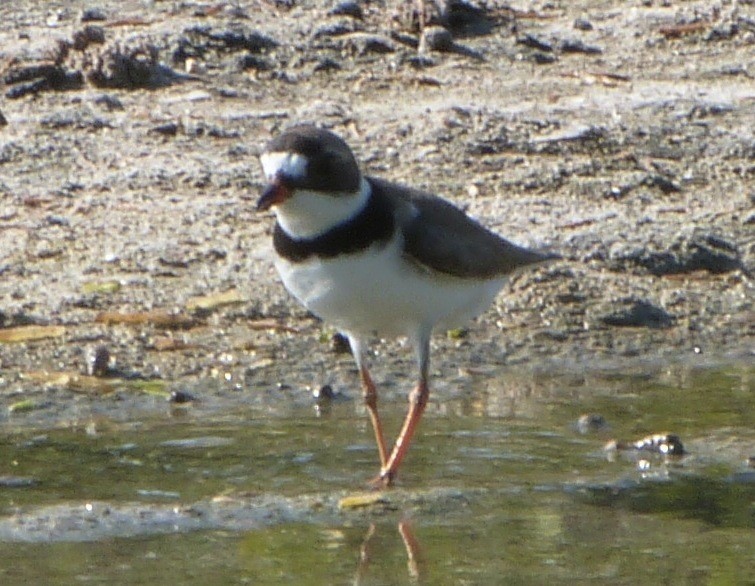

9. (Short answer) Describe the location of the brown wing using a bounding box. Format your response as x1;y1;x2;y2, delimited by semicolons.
368;177;558;279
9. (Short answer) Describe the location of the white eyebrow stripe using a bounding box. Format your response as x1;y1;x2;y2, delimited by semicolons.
260;152;308;181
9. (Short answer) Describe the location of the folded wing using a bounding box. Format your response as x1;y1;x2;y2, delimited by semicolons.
369;177;558;279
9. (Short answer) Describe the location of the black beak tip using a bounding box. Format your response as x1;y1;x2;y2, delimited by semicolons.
256;183;277;212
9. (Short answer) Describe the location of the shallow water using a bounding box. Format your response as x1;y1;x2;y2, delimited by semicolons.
1;363;753;584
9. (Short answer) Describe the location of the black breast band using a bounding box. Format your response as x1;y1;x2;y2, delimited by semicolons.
273;182;394;263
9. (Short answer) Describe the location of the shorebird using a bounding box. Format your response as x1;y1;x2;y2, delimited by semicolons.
257;125;556;485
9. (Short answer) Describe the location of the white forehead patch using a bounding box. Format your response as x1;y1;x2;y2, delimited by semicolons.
260;152;308;181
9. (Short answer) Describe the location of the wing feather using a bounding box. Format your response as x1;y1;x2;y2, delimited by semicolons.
368;177;558;279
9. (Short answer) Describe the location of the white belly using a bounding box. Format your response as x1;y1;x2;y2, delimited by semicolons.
274;238;506;339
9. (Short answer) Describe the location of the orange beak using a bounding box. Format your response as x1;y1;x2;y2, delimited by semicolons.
257;176;293;211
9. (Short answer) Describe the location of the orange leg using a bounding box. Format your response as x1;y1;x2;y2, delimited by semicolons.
380;379;428;485
349;335;389;468
359;365;389;468
380;330;431;486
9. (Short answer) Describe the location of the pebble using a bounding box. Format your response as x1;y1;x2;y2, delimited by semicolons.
705;23;738;42
93;94;124;111
530;52;557;64
341;33;396;55
87;345;111;377
34;242;62;259
644;174;681;194
313;57;341;73
313;21;359;39
609;230;742;275
151;122;179;136
599;298;674;329
313;384;335;402
238;54;273;71
331;332;351;354
420;26;454;53
169;390;195;404
440;0;487;30
577;414;607;434
560;39;603;54
72;25;105;50
407;55;437;69
328;1;363;20
516;33;553;52
80;8;107;22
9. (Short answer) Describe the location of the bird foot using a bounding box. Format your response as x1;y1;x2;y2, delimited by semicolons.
366;469;396;490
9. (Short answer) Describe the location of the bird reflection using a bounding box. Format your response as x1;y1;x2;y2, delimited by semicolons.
354;520;424;584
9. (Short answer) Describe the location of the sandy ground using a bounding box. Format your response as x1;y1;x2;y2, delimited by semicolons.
0;0;753;426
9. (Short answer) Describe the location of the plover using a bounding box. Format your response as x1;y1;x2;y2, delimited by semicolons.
257;125;556;485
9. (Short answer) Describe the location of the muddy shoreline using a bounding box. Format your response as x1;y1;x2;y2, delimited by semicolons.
1;0;753;428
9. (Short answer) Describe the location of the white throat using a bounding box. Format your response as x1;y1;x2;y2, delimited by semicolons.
275;177;371;239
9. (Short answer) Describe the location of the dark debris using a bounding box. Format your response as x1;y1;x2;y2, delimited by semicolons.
599;298;674;329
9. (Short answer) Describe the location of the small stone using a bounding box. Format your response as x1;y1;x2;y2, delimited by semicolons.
238;54;273;71
200;28;278;52
93;94;124;111
573;18;593;31
440;0;487;31
331;332;351;354
535;329;568;341
600;298;674;329
407;55;437;69
34;242;63;259
169;390;195;404
516;33;553;52
644;174;681;193
0;109;7;126
313;384;335;402
705;23;739;42
72;25;106;51
390;30;419;49
610;229;742;275
313;21;357;39
87;345;111;377
4;64;63;86
341;33;396;55
81;8;107;22
329;1;363;19
530;52;557;64
560;39;602;54
313;57;341;73
420;25;454;53
151;121;179;136
46;215;70;227
577;414;607;434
